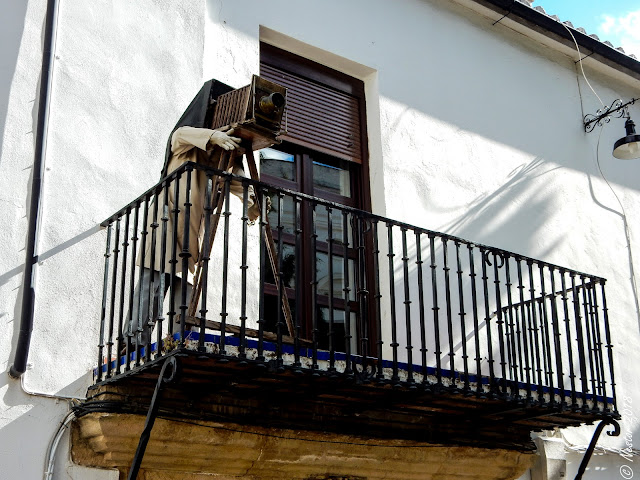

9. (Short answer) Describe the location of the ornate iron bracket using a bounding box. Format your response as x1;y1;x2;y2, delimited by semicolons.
584;98;638;133
574;418;621;480
127;356;179;480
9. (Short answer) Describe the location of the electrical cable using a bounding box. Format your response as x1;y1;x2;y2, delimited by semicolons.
44;410;76;480
560;22;604;108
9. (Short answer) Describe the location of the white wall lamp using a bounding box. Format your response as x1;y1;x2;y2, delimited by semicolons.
584;98;640;160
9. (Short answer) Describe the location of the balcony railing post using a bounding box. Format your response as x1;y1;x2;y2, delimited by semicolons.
256;186;268;363
145;189;160;362
467;245;482;396
311;202;320;374
401;227;414;385
197;174;214;352
548;267;566;407
343;211;353;376
516;259;532;402
590;281;607;406
293;194;302;371
178;166;193;347
560;270;578;408
125;204;140;370
527;261;543;402
442;238;455;385
136;194;150;365
580;276;598;409
415;232;428;385
454;241;470;393
387;222;399;384
570;272;590;410
107;219;121;378
168;171;181;339
97;224;112;383
238;179;250;361
492;251;508;396
600;281;617;413
503;256;520;399
355;215;370;365
156;182;170;354
429;234;442;389
116;209;131;375
220;175;231;356
480;248;496;395
372;220;384;382
275;192;285;368
327;206;336;373
538;265;554;404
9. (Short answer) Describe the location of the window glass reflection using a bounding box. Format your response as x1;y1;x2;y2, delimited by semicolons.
315;252;356;301
259;148;295;181
313;160;351;197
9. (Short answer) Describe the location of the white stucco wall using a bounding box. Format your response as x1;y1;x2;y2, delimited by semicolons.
2;0;639;478
0;0;205;478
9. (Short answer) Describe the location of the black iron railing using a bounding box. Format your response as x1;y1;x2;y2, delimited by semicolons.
95;162;617;414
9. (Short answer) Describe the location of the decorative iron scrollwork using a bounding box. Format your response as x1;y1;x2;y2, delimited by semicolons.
584;98;638;132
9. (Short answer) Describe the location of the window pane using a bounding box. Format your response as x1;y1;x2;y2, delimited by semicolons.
314;208;353;246
267;193;295;234
313;160;351;197
315;252;356;301
317;307;357;352
264;242;296;289
259;148;296;182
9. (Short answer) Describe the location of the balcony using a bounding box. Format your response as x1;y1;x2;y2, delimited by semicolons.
74;162;618;471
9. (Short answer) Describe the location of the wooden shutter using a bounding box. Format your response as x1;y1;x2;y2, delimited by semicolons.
260;45;364;164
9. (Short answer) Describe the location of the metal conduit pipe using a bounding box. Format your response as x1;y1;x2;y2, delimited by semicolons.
9;0;60;379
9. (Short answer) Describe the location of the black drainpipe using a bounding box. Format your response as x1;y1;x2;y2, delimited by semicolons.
9;0;60;379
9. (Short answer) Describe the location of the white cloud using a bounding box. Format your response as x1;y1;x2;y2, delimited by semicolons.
597;10;640;57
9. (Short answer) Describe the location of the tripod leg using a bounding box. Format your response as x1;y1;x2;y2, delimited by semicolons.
245;149;295;337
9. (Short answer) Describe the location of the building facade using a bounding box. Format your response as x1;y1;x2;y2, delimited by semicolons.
1;0;639;478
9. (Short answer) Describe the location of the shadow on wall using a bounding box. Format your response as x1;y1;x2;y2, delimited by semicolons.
0;2;28;165
439;157;563;259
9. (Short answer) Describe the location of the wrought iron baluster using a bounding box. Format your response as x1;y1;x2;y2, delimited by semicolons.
145;192;160;363
343;210;353;376
570;273;589;410
600;282;617;413
126;204;140;370
106;220;121;378
480;248;495;395
549;267;566;408
492;251;507;396
590;281;607;408
580;276;597;409
97;224;112;383
293;194;303;371
443;239;455;384
455;241;469;392
178;167;193;348
373;220;384;382
560;270;577;409
429;234;442;389
116;209;131;375
503;256;519;399
468;245;482;396
257;187;268;363
539;265;554;404
156;182;170;357
387;222;399;384
416;232;428;385
310;202;319;374
197;174;214;352
527;261;543;402
276;193;285;368
516;259;532;402
401;227;414;385
238;180;250;362
168;172;181;340
136;195;150;365
327;206;336;373
219;176;231;356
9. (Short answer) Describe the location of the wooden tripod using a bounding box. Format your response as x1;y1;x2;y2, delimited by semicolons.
187;146;294;336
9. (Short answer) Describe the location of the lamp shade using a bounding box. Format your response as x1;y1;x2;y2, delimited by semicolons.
613;118;640;160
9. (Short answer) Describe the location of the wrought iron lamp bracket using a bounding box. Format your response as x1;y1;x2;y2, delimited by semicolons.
584;98;637;133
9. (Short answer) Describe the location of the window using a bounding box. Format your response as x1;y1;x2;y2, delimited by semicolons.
259;43;370;351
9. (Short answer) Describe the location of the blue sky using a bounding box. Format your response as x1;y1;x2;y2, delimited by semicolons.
533;0;640;57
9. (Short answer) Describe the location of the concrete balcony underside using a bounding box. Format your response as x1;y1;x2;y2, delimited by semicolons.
74;347;614;480
72;411;537;480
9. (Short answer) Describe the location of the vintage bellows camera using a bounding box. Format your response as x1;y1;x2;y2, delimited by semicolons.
211;75;287;150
